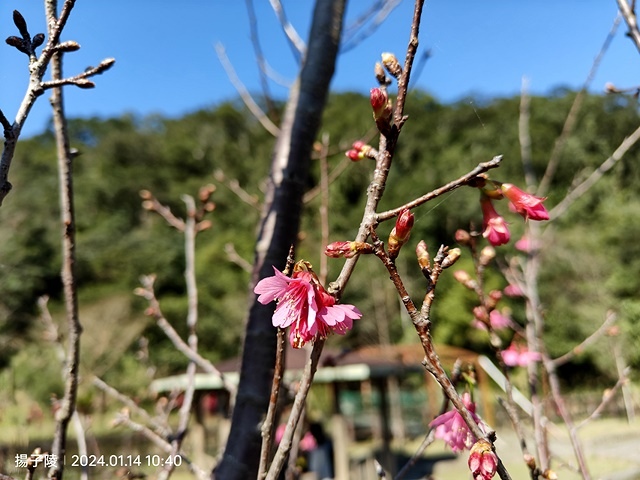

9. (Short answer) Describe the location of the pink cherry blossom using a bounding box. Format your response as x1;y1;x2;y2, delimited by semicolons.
501;342;542;367
501;183;549;221
429;392;483;452
254;263;362;348
480;196;510;246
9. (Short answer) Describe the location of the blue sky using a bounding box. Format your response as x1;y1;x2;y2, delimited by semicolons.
1;1;638;138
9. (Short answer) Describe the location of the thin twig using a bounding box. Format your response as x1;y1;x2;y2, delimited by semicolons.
245;0;277;117
318;133;331;283
136;275;237;396
265;339;325;480
376;156;503;222
537;13;621;197
215;43;281;137
111;411;208;480
259;249;295;479
576;367;630;430
92;376;170;436
213;169;261;209
341;0;403;52
157;196;199;480
553;311;617;366
268;0;306;59
224;243;253;273
549;123;640;220
47;1;83;475
617;0;640;54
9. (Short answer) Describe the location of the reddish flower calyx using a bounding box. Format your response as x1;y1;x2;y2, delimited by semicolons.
468;439;498;480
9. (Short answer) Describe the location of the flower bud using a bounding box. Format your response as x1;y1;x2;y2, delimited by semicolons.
387;209;414;260
468;439;498;480
57;40;80;52
139;189;153;200
454;270;477;290
345;140;375;161
32;33;45;49
370;87;391;120
485;289;502;310
374;62;387;84
473;306;489;324
441;247;461;269
455;229;472;246
13;10;29;37
416;240;430;271
325;241;373;258
381;52;402;78
479;245;496;266
198;183;216;202
75;79;96;89
197;219;213;232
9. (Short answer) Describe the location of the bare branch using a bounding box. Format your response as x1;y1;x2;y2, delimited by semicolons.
376;155;503;222
617;0;640;53
214;169;261;209
215;43;281;137
342;0;402;52
135;275;237;396
553;311;617;366
576;367;631;430
245;0;277;116
224;242;253;273
268;0;306;59
549;123;640;220
92;376;171;437
538;13;621;197
47;2;83;474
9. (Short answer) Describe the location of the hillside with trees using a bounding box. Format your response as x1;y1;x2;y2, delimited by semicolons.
2;89;639;403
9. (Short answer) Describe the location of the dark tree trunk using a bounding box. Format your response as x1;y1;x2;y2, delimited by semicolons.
212;1;346;478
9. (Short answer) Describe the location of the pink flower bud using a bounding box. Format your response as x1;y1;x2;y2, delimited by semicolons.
388;209;414;260
468;439;498;480
325;241;374;258
370;87;388;117
480;195;510;246
325;241;357;258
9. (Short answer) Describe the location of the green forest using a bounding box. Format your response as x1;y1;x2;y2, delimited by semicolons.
2;89;640;405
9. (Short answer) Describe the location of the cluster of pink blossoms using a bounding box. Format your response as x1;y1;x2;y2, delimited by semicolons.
481;183;549;246
254;261;362;348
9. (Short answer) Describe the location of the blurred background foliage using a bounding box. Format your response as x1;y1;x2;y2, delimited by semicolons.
1;90;639;404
